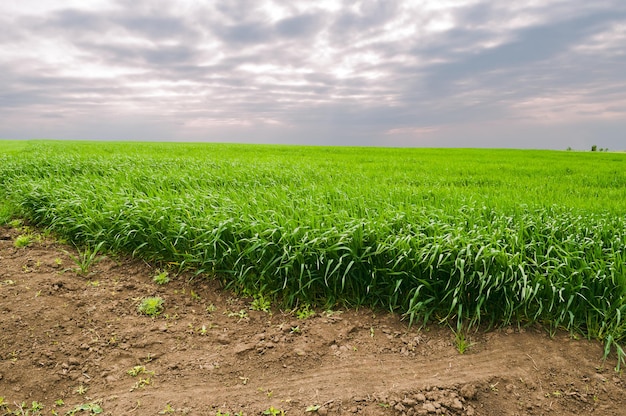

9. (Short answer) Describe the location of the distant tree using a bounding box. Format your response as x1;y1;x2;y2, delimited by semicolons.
566;147;572;151
591;145;597;151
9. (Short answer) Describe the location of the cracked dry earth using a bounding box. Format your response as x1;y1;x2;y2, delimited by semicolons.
0;226;624;416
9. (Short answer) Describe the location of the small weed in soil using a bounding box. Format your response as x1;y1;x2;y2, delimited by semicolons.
68;242;105;275
74;384;88;396
158;403;175;414
296;304;315;319
263;406;285;415
138;297;165;317
453;329;473;354
153;270;170;285
227;309;249;320
14;234;32;248
250;294;271;312
127;365;153;377
0;399;45;415
8;219;24;229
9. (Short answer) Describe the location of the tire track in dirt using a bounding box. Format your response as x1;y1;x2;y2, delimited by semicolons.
101;330;605;413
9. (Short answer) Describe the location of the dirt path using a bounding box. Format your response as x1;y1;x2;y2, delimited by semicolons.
1;226;624;415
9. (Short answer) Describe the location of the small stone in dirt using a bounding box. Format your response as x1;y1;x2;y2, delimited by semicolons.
402;398;417;406
415;393;426;402
317;407;328;416
460;384;477;400
234;343;255;354
593;374;607;382
294;348;306;356
422;402;436;413
450;398;463;410
465;405;475;415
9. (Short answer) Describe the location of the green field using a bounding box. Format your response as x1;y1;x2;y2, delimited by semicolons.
1;140;625;366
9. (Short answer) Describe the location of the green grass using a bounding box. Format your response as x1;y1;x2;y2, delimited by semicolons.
1;140;625;368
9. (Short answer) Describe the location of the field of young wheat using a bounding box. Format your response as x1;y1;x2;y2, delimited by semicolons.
1;140;625;367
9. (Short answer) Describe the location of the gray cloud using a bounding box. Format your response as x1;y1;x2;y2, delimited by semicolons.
46;8;109;32
215;22;276;45
214;0;265;23
79;41;198;66
115;15;192;39
332;1;399;31
379;5;626;135
276;13;324;38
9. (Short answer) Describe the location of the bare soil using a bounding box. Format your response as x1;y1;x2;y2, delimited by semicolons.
1;226;624;416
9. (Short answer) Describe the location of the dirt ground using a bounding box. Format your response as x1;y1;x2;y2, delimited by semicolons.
1;225;624;416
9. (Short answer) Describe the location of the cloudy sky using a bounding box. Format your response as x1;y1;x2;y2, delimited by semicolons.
1;0;625;149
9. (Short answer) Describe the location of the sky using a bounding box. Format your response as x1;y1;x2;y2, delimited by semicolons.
1;0;625;149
